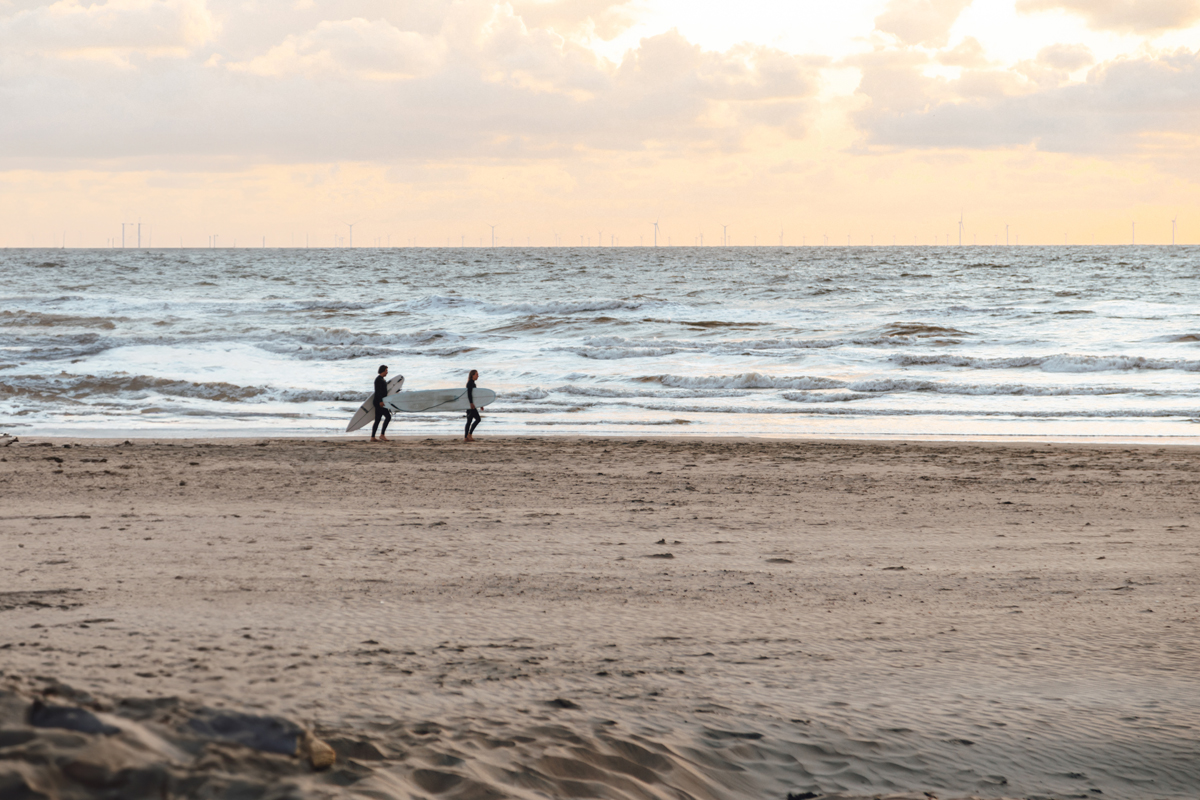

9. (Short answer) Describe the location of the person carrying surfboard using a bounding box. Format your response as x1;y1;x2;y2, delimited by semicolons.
372;365;392;442
465;369;482;442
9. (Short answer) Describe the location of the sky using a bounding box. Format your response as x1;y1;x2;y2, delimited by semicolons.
1;0;1198;247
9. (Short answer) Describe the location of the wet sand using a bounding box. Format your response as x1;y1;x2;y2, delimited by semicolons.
1;436;1199;799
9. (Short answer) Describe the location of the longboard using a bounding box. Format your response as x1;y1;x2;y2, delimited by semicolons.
346;375;405;432
383;387;496;413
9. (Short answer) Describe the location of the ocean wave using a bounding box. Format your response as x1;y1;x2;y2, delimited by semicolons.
782;391;870;403
0;311;125;329
874;322;975;338
0;374;263;403
273;327;464;347
559;337;813;360
398;295;673;316
0;373;364;404
550;384;753;400
675;319;769;329
570;374;1167;399
503;388;551;400
472;379;1168;407
579;335;844;353
563;331;978;359
252;344;409;361
893;353;1200;372
644;373;847;390
565;346;690;360
0;333;116;362
552;385;644;398
538;400;1200;418
842;378;1153;396
286;300;377;312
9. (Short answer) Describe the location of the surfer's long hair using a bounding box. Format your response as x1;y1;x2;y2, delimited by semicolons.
468;369;479;380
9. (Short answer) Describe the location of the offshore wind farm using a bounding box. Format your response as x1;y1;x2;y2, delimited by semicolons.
18;213;1191;251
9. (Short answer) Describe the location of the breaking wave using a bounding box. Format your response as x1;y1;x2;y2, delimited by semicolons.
644;373;848;390
893;354;1200;372
0;374;364;404
0;310;125;329
397;295;675;316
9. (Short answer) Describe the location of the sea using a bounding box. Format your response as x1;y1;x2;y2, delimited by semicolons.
4;245;1200;441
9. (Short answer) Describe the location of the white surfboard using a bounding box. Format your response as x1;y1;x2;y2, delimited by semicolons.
383;387;496;413
346;374;405;432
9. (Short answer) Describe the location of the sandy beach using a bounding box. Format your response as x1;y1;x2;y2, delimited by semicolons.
2;435;1198;799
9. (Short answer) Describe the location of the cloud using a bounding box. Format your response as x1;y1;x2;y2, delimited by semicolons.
0;3;824;166
0;0;216;60
1037;43;1095;72
228;18;446;79
938;36;990;68
509;0;638;40
1012;43;1096;86
854;47;1200;153
1016;0;1200;34
874;0;973;47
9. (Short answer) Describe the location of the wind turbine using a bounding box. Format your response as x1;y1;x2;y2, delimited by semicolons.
342;220;359;248
722;224;728;246
779;228;784;246
652;220;660;247
1132;222;1135;245
958;211;964;246
489;225;496;247
1172;216;1177;245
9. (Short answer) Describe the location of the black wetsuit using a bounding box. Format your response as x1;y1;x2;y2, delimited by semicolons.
372;375;391;437
465;379;481;437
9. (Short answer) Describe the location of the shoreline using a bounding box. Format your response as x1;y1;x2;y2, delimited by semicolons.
7;431;1200;449
3;435;1198;798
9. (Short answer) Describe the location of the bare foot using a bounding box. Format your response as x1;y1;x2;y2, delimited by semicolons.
370;437;379;442
379;435;390;442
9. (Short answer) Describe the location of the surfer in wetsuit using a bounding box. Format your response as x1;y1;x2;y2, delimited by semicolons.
372;365;391;442
465;369;481;442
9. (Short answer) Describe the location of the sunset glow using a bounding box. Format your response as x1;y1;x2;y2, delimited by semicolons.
2;0;1198;247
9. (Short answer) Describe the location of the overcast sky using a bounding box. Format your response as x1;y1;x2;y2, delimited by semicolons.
1;0;1197;246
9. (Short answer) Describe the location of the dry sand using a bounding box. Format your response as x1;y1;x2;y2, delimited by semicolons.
1;435;1198;800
